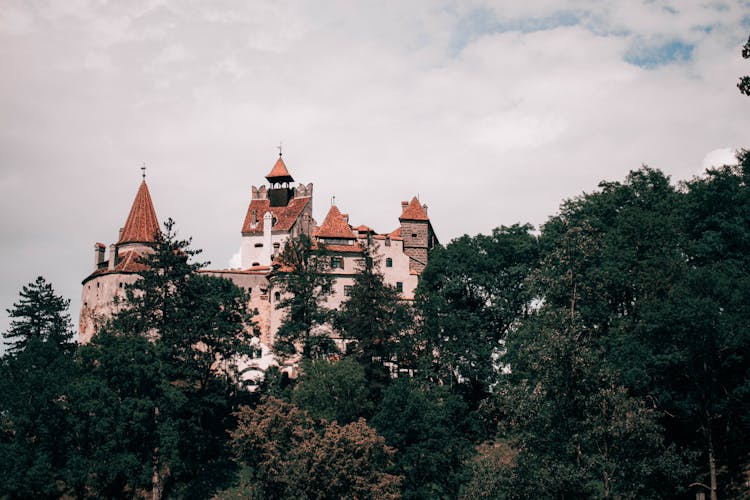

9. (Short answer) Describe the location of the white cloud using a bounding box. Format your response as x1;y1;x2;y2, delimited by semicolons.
228;248;242;269
702;147;739;172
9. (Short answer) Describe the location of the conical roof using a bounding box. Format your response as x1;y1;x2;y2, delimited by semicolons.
265;156;294;183
399;196;429;221
317;205;356;239
118;181;160;243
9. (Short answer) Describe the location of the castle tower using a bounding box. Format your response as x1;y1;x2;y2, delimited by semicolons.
240;154;314;268
79;179;160;343
399;196;437;274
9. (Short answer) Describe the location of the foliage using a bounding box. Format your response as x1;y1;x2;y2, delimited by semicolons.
3;276;74;353
0;277;76;498
739;35;750;96
272;234;336;359
292;358;374;424
371;378;476;500
495;310;686;499
107;218;255;497
229;397;402;499
416;224;539;401
458;440;517;500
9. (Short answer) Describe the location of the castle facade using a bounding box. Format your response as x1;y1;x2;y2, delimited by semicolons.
79;155;437;362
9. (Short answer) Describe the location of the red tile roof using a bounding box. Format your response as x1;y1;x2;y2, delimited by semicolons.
265;156;294;182
323;243;363;253
118;181;160;243
317;205;356;239
399;196;429;221
241;197;310;234
115;250;149;272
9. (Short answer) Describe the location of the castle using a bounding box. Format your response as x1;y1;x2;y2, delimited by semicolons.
79;154;437;364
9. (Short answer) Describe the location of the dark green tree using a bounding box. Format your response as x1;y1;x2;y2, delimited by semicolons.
109;218;255;498
292;358;373;424
493;310;685;499
416;224;539;402
739;35;750;96
272;234;335;360
3;276;74;353
371;378;476;499
0;278;77;498
333;241;413;399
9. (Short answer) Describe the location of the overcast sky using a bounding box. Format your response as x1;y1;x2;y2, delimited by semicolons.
1;0;749;336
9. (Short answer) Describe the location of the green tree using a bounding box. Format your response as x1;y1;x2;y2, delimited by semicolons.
494;310;685;499
228;397;402;499
333;241;413;398
3;276;74;353
416;224;539;402
371;378;475;499
109;218;255;498
272;234;335;360
292;358;373;423
0;278;77;498
739;35;750;96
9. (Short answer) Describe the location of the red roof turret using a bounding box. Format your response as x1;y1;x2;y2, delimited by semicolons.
118;181;160;243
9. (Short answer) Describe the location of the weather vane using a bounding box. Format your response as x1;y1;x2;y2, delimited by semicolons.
277;142;283;157
141;162;146;180
332;195;336;206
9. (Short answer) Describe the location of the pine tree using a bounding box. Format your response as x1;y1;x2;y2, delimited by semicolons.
4;276;73;353
272;234;335;360
0;278;77;497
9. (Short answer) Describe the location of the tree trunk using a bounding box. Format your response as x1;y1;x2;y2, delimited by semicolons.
708;430;718;500
152;405;162;500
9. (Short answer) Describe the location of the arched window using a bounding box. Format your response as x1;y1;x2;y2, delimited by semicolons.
385;257;393;268
274;291;281;301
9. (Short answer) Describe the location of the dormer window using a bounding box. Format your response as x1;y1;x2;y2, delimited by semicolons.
251;210;257;225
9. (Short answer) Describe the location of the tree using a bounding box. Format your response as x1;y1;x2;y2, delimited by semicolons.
0;278;77;497
109;218;255;498
494;310;685;499
292;358;373;424
371;378;476;499
416;224;539;402
228;397;402;499
3;276;74;353
333;241;413;398
272;234;335;360
739;35;750;96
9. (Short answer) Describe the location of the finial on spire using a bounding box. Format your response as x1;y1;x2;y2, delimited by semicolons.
332;195;336;206
277;141;283;157
141;162;146;181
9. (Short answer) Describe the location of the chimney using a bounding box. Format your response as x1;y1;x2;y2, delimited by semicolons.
342;213;349;223
94;243;105;269
108;244;118;270
262;212;273;266
422;204;428;216
401;201;408;213
118;227;124;241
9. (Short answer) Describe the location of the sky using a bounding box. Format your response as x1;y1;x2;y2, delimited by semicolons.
1;0;749;336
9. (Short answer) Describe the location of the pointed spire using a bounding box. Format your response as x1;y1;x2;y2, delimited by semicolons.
317;205;356;239
399;196;429;221
118;180;160;244
265;156;294;184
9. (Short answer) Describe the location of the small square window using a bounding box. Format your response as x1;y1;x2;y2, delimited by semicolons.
344;285;353;297
332;256;343;269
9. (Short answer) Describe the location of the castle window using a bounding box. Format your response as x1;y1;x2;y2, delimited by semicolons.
273;242;280;249
247;287;252;295
385;237;391;247
331;256;343;269
386;258;393;268
119;282;123;288
97;282;99;288
274;291;281;301
411;233;417;238
252;262;260;267
321;283;332;295
396;281;403;293
254;243;263;248
344;285;353;297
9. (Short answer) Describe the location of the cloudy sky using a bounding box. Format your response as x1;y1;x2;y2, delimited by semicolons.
1;0;749;335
